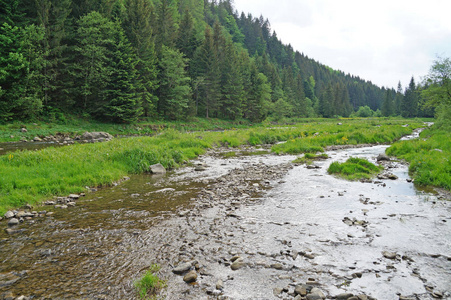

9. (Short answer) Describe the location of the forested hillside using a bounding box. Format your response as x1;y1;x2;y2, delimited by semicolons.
0;0;433;123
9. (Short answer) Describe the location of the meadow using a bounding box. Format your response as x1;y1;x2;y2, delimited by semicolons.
0;118;426;214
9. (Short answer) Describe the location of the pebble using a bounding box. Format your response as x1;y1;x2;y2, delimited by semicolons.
172;262;192;274
231;257;245;270
183;270;197;283
382;251;397;259
4;211;15;219
216;279;224;290
7;218;19;226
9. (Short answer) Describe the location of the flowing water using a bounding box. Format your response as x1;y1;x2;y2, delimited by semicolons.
0;132;450;299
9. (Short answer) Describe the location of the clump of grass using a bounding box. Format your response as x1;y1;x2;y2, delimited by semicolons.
328;157;383;181
293;153;329;164
134;264;166;299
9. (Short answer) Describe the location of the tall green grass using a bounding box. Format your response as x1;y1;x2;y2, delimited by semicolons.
387;128;451;190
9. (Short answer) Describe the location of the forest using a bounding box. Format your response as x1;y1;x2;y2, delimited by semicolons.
0;0;435;123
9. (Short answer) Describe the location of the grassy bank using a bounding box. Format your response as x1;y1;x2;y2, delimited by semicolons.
386;126;451;190
0;117;253;143
271;120;424;154
0;119;426;215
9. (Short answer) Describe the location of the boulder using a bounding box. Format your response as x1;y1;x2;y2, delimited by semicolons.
33;137;42;142
81;132;113;141
4;211;15;219
376;153;390;162
149;163;166;174
387;173;398;180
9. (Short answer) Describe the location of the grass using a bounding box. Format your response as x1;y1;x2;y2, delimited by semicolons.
0;118;427;215
386;126;451;190
328;157;383;181
134;264;166;299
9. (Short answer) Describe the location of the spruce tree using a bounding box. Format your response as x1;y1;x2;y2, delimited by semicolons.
124;0;159;117
401;77;418;118
158;45;192;120
104;21;142;123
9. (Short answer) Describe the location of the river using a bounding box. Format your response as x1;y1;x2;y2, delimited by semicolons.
0;134;449;299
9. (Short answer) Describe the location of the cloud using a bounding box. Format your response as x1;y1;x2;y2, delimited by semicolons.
233;0;451;88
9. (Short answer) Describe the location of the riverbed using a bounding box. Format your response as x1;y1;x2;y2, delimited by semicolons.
0;141;450;299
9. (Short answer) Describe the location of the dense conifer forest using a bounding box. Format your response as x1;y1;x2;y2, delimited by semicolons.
0;0;435;123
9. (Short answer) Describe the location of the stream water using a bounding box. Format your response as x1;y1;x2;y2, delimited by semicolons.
0;132;450;300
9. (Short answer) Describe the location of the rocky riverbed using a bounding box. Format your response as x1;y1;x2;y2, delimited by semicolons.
0;144;450;300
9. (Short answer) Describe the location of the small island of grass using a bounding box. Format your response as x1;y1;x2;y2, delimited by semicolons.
327;157;383;181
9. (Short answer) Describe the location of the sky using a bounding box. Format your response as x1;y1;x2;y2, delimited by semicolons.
233;0;451;89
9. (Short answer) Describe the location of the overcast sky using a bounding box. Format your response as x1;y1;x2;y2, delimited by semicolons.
233;0;451;89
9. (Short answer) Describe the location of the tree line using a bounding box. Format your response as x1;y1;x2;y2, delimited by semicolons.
0;0;436;123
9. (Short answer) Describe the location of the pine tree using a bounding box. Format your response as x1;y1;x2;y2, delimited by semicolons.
104;21;142;123
158;45;192;120
219;38;243;119
192;25;220;118
154;0;179;52
73;11;114;114
176;9;199;60
401;77;418;118
124;0;159;117
394;81;403;115
381;89;394;117
0;23;45;121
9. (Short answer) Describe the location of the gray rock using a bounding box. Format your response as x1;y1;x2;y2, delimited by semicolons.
21;128;27;132
231;257;245;270
33;137;42;142
377;153;390;162
7;218;19;226
172;262;192;274
310;288;325;299
81;131;113;141
294;284;308;296
387;173;398;180
216;279;224;290
306;293;323;300
382;251;397;259
273;287;283;296
68;194;80;199
195;166;207;171
4;211;15;219
336;293;354;299
271;263;283;270
149;163;166;174
183;270;197;283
